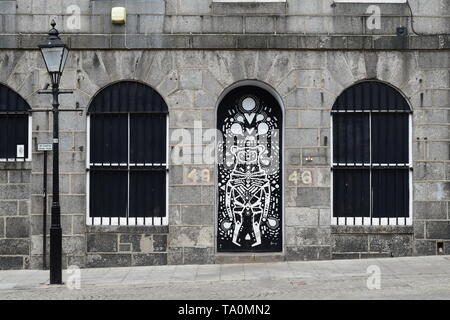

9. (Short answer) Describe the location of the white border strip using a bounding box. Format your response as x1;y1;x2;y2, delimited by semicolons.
332;217;412;226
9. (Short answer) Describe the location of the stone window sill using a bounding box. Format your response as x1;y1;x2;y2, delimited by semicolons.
0;161;32;171
87;225;169;234
331;225;414;234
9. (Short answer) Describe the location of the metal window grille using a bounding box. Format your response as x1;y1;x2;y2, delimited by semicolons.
87;81;169;226
0;84;31;162
331;81;412;226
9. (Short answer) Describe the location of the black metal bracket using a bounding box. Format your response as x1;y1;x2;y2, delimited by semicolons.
33;90;80;113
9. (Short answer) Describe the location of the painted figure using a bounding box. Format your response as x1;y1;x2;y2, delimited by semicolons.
223;145;272;247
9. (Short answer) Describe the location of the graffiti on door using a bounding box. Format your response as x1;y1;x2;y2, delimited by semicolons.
217;86;283;252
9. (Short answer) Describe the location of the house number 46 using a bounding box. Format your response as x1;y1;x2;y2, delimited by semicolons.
288;170;312;185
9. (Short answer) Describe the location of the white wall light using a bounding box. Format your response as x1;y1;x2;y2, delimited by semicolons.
111;7;126;25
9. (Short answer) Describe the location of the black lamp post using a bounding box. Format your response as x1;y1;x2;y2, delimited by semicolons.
38;20;69;285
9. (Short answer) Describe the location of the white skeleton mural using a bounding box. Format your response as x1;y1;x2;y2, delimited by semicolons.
217;87;282;252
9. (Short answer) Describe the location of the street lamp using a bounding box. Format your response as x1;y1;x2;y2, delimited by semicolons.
38;20;69;285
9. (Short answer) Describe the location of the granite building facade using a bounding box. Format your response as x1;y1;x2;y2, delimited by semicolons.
0;0;449;269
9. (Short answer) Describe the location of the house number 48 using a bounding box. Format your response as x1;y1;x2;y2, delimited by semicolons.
187;168;211;184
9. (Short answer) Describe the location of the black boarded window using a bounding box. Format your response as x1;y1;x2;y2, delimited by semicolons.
0;84;31;161
332;81;411;224
88;81;168;225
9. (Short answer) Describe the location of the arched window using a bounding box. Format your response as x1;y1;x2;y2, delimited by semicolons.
0;84;31;161
217;84;283;252
331;81;412;226
87;81;168;226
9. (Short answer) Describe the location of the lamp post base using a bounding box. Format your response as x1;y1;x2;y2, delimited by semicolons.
49;225;62;284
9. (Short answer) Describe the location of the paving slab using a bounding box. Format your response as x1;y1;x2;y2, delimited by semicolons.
0;256;448;299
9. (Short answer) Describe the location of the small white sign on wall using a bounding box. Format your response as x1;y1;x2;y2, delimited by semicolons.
16;144;24;158
37;143;53;151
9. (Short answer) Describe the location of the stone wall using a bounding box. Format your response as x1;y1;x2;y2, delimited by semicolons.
1;0;449;51
0;47;449;267
28;73;87;269
411;50;450;256
0;163;31;269
0;0;449;269
86;226;168;267
331;226;414;259
0;0;448;35
0;47;449;268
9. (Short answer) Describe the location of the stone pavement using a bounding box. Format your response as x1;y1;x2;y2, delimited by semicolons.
0;256;449;300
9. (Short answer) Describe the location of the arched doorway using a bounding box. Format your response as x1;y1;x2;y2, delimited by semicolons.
87;81;169;226
217;84;283;252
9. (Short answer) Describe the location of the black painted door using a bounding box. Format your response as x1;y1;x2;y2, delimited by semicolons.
217;86;283;252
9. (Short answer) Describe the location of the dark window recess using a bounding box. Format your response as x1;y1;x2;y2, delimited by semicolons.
333;113;369;164
371;113;409;164
130;114;167;164
90;114;128;164
88;81;168;224
333;81;410;111
0;84;31;160
0;115;29;159
332;81;411;223
333;169;370;218
129;169;166;218
372;169;409;218
90;169;128;218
